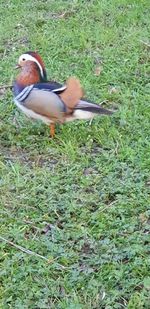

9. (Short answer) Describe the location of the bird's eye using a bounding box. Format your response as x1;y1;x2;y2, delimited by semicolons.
22;58;25;61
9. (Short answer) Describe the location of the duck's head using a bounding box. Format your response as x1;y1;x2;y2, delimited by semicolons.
17;51;47;82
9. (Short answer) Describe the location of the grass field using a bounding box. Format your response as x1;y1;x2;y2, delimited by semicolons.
0;0;150;308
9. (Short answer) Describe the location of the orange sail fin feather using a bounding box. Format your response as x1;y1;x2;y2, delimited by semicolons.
59;77;83;111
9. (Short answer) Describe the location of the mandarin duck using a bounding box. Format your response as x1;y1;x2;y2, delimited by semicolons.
13;51;113;137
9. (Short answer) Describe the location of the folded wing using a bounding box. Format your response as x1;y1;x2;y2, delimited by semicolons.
23;88;66;122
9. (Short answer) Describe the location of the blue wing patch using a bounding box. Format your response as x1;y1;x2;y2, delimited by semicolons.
33;82;66;93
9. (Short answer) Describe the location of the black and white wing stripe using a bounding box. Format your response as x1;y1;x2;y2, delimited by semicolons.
15;85;34;102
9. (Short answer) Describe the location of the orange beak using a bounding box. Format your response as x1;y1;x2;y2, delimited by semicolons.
15;64;21;69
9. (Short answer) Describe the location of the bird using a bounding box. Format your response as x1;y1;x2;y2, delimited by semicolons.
13;51;114;137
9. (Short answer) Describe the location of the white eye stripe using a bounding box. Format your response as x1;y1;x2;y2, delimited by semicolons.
18;54;44;78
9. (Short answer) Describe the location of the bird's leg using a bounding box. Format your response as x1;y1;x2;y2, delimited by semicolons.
50;123;55;138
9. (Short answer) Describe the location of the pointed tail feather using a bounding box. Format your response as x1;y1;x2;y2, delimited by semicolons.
75;100;113;115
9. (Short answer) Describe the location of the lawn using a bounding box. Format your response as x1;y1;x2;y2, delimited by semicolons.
0;0;150;308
